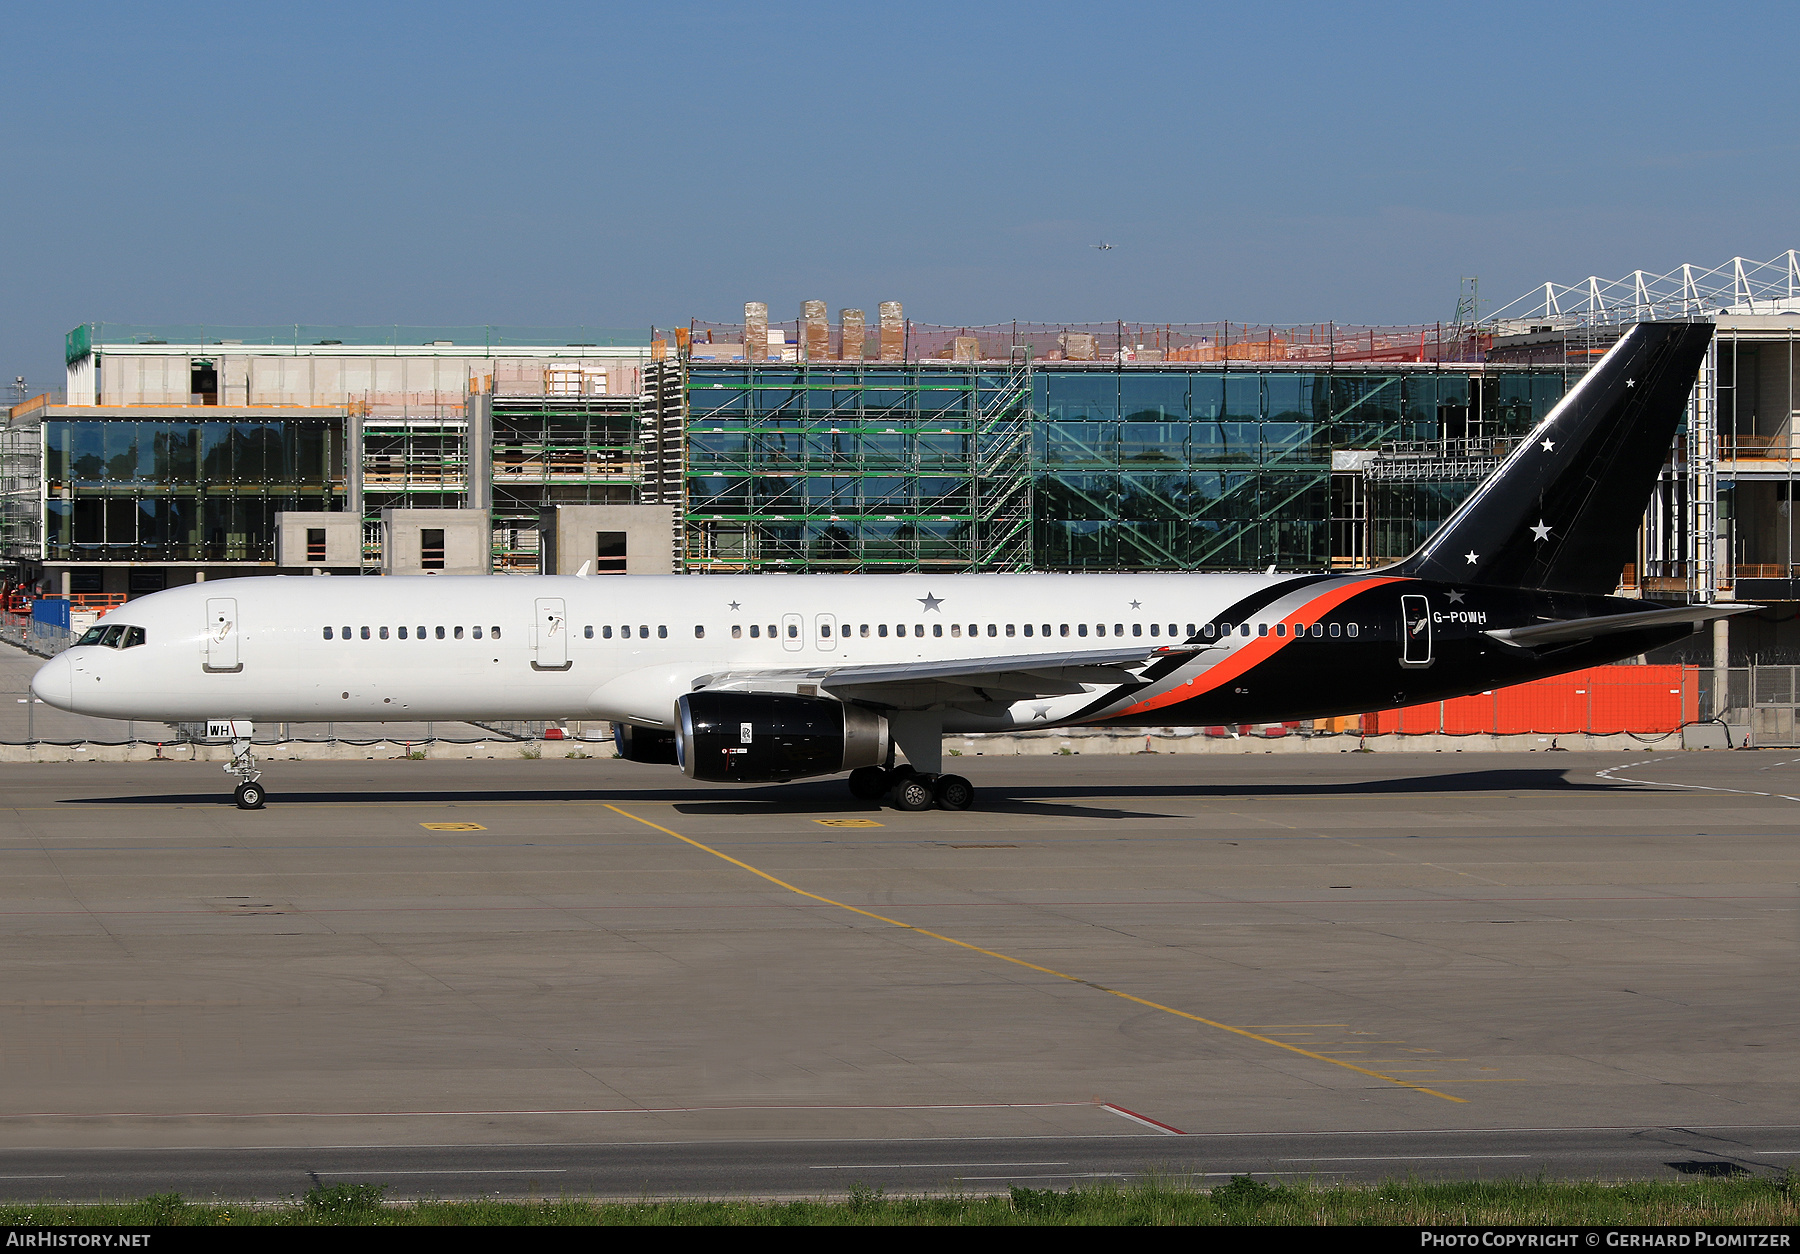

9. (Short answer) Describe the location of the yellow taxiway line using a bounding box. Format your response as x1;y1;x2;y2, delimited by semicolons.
602;802;1466;1104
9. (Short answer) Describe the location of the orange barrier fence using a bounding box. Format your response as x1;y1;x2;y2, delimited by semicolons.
1361;665;1700;736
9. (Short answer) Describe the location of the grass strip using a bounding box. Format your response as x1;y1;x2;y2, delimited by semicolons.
0;1176;1795;1226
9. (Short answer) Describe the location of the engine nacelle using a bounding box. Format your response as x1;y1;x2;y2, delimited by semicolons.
613;722;678;765
675;692;888;783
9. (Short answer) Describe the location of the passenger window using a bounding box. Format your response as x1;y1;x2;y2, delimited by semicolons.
436;626;446;640
951;624;962;637
694;625;704;638
1113;623;1123;636
1060;624;1069;637
1329;622;1341;637
379;626;389;639
1258;623;1269;637
491;626;501;639
473;627;483;640
749;624;759;638
1275;623;1286;637
323;627;333;640
455;626;464;639
860;624;870;637
933;624;943;637
584;625;593;639
1347;623;1360;638
732;625;742;638
787;623;798;638
1201;624;1213;638
878;624;887;637
1041;624;1051;636
820;623;830;638
342;626;352;640
1311;624;1323;637
1078;624;1088;637
602;625;613;639
1022;624;1033;636
416;625;426;639
1186;624;1196;637
123;626;145;648
398;627;408;639
657;626;667;639
1003;624;1013;637
913;624;924;637
1239;624;1250;636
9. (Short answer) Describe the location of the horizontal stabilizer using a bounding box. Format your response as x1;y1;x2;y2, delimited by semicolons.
1484;602;1757;650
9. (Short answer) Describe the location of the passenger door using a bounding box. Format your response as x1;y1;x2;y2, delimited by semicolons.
1400;594;1433;669
203;597;242;673
532;597;571;671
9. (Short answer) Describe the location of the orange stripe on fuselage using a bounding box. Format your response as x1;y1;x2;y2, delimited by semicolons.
1105;575;1407;719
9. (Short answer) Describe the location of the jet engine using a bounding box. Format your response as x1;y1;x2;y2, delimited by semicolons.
675;692;888;783
613;722;678;765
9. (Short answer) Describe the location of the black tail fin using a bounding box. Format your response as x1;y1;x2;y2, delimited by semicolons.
1392;320;1713;594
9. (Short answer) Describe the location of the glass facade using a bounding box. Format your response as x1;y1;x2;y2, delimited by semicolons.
43;419;344;562
684;363;1570;573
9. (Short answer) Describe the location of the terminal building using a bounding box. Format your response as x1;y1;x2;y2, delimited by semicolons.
3;253;1797;669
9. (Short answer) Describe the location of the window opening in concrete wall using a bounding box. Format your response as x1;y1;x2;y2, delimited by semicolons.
596;531;627;574
307;528;326;562
421;528;445;570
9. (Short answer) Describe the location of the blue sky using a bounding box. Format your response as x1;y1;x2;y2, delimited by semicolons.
4;0;1796;388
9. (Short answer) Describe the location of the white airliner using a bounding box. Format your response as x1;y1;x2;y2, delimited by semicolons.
30;322;1745;812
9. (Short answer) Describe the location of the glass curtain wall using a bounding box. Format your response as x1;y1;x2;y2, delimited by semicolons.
43;419;344;562
685;365;1569;574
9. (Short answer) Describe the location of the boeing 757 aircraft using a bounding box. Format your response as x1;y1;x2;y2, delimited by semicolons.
31;322;1745;812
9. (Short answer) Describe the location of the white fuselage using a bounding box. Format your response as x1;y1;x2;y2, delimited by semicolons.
31;571;1303;732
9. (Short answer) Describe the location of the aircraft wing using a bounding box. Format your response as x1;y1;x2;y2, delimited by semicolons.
1483;602;1757;650
692;642;1212;707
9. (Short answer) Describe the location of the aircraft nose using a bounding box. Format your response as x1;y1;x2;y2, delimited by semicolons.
29;653;74;711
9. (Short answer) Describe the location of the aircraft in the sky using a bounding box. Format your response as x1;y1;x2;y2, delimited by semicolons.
1092;241;1113;250
32;322;1741;813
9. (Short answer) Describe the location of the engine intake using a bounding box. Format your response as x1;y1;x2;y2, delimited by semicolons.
675;692;888;783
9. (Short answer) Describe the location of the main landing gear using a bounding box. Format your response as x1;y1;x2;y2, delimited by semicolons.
227;738;267;810
847;765;975;812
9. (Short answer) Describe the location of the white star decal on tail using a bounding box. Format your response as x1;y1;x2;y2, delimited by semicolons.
1464;551;1479;564
1541;439;1556;452
1530;520;1552;541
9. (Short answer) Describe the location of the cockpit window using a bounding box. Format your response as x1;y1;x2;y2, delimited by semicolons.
75;623;147;648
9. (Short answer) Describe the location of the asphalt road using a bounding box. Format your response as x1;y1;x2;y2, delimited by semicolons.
0;749;1794;1199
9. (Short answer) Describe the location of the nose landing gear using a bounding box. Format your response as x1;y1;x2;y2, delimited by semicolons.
227;738;267;810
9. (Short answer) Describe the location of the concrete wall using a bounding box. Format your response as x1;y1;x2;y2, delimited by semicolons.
380;508;490;576
275;512;362;568
542;505;676;575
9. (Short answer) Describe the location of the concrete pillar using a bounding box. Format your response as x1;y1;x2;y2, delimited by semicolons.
802;300;829;361
745;302;769;364
1713;616;1731;720
465;387;492;510
60;569;71;596
840;309;865;362
345;409;365;518
878;301;904;363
